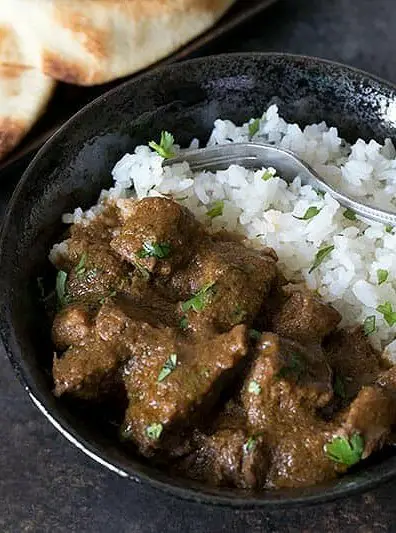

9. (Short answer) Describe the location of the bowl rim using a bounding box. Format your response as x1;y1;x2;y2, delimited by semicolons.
2;51;396;509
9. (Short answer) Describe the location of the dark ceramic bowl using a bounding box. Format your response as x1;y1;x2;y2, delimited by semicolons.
1;53;396;508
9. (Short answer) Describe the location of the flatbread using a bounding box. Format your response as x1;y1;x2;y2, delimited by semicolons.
0;0;237;86
0;18;55;160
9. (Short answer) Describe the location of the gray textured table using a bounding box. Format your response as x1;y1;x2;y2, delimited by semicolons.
2;0;396;531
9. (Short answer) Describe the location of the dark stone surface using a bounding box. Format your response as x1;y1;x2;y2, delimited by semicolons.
2;0;396;531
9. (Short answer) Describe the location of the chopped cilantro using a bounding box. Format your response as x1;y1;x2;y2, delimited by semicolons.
343;208;357;221
248;380;261;395
158;354;178;382
363;315;376;336
179;315;189;330
309;244;335;274
293;206;321;221
148;131;175;159
206;200;224;219
146;423;163;440
248;118;260;139
276;353;305;381
56;270;68;307
377;269;389;285
137;241;171;260
261;169;274;181
181;282;216;313
315;189;325;199
249;329;261;340
325;433;364;466
75;252;87;277
385;225;394;234
377;301;396;327
243;436;257;454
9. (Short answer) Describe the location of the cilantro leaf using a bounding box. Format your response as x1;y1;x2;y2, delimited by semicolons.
56;270;68;307
363;315;376;336
248;118;260;139
181;282;216;313
75;252;87;277
377;301;396;327
146;423;163;440
343;208;357;221
206;200;224;219
386;225;394;234
315;189;325;199
243;436;257;454
261;170;274;181
377;269;389;285
137;241;171;260
148;131;175;159
325;433;364;466
276;353;305;381
248;380;261;395
158;354;178;382
309;244;335;274
179;316;188;330
293;206;321;221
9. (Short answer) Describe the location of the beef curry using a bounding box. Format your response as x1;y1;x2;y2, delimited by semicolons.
50;197;396;490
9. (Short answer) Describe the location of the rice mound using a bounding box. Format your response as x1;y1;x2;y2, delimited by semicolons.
54;105;396;360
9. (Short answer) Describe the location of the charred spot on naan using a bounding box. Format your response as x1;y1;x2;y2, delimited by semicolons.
0;117;26;159
42;51;102;85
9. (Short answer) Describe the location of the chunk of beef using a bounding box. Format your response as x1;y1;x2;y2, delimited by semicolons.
324;326;386;400
52;303;175;400
241;333;341;488
272;284;341;344
171;240;278;335
341;366;396;457
52;303;95;351
179;428;268;490
122;325;249;457
111;197;205;276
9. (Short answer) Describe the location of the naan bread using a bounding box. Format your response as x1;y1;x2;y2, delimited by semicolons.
0;0;236;86
0;19;55;160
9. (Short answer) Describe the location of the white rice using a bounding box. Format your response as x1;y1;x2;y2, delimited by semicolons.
54;105;396;361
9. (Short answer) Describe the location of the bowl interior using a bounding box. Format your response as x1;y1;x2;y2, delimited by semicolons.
2;53;396;507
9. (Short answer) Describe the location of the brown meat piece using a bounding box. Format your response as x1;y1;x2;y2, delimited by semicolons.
324;326;386;400
342;366;396;457
272;284;341;344
179;428;268;490
52;303;95;351
171;240;278;335
111;197;205;276
122;325;249;457
241;333;341;488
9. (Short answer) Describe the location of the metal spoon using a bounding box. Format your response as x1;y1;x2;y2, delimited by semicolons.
165;142;396;227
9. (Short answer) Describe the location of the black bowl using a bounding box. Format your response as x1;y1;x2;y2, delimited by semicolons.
2;53;396;508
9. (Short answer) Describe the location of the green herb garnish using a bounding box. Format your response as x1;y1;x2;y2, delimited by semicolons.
325;433;364;466
181;282;216;313
363;315;376;336
146;423;163;441
179;315;189;330
334;375;346;399
148;131;175;159
377;301;396;327
75;252;87;277
276;352;305;381
158;354;177;382
315;189;325;199
206;201;224;219
243;436;257;454
385;225;394;234
261;170;274;181
248;118;260;139
137;241;171;260
249;329;261;340
293;206;321;221
309;244;335;274
248;380;261;395
377;269;389;285
56;270;68;307
343;208;357;221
